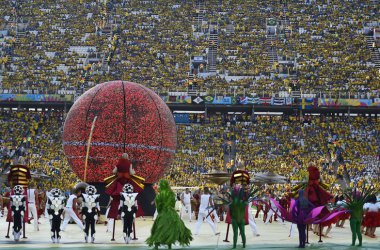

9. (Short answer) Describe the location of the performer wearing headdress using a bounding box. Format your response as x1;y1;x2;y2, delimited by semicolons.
293;163;333;236
119;183;138;244
305;165;332;207
7;156;31;225
46;188;65;243
82;185;100;243
5;156;31;239
146;180;192;249
10;185;26;241
227;170;255;249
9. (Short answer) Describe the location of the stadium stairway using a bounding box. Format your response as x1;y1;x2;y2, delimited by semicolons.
266;34;278;71
366;35;380;69
281;5;291;37
208;32;218;73
187;73;198;96
223;140;237;172
193;0;206;32
16;30;26;45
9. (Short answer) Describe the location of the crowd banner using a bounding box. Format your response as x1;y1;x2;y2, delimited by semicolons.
271;97;292;106
260;97;272;106
0;94;73;102
161;95;192;104
238;97;261;104
2;94;379;108
301;98;317;109
211;96;232;105
372;98;380;107
191;96;204;104
318;98;374;107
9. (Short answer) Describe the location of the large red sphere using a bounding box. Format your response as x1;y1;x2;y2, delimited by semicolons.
62;81;177;183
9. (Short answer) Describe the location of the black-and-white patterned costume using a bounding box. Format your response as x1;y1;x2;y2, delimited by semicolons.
82;185;100;243
46;188;65;243
119;183;138;244
10;185;26;241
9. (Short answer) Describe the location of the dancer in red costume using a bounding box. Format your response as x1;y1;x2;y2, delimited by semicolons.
104;153;145;239
305;165;332;207
104;153;145;219
304;164;333;236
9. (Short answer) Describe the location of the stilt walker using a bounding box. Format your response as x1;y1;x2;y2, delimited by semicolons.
119;183;138;244
82;185;100;243
10;185;26;241
104;153;145;241
46;188;65;243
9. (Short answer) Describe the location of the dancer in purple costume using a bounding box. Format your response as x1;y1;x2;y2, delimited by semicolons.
292;190;313;248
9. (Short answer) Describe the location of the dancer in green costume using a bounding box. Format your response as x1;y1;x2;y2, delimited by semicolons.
146;180;193;249
224;170;258;249
343;185;378;247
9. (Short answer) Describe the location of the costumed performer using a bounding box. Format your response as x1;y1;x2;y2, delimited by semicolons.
82;185;100;243
180;188;193;222
227;170;256;249
362;194;380;238
10;185;26;241
46;188;65;243
292;190;314;248
7;156;31;224
194;186;218;235
104;153;144;233
343;186;378;246
27;184;39;231
119;183;138;244
146;179;193;249
61;188;84;231
294;164;333;236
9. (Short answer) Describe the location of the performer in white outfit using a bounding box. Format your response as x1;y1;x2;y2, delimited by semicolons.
194;187;219;235
210;191;220;223
265;194;284;224
248;201;260;236
181;188;192;222
27;187;39;231
61;189;84;231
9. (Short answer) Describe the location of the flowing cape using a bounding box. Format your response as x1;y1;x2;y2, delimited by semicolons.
270;198;347;224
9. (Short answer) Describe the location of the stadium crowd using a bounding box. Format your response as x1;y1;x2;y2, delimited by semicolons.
1;110;379;195
0;110;79;192
168;113;379;194
0;0;379;97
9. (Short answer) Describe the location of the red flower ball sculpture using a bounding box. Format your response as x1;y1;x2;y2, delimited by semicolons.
62;81;177;183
